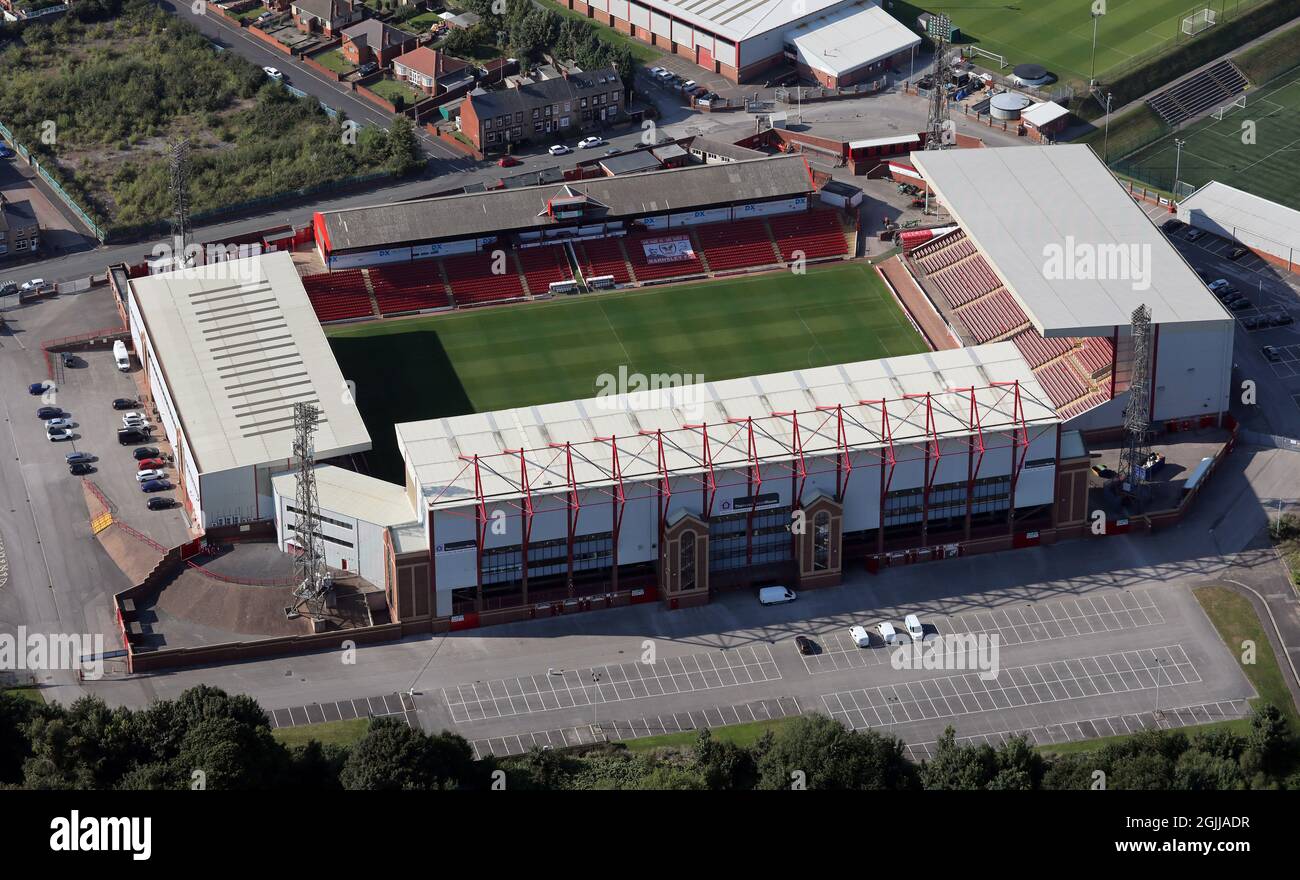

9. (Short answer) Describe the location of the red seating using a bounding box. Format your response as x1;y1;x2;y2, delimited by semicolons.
442;252;526;306
369;260;451;316
695;218;779;272
1011;330;1075;369
576;238;631;284
927;255;1004;309
1073;336;1115;378
1059;391;1109;421
301;270;373;322
768;210;847;261
518;245;572;293
625;232;704;281
954;290;1030;343
1034;360;1089;409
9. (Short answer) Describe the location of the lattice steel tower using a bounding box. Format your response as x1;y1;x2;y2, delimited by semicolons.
169;139;191;263
1117;305;1153;497
924;14;952;150
291;402;332;616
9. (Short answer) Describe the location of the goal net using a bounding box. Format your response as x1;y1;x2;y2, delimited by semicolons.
1211;94;1247;120
1182;8;1216;36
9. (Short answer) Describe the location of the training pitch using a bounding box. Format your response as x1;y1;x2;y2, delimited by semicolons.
1119;74;1300;209
327;261;927;480
894;0;1267;83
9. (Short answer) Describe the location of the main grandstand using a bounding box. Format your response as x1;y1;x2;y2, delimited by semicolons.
117;143;1232;633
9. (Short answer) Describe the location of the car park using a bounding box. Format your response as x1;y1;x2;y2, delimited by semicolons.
37;406;62;419
140;479;171;493
758;585;796;605
65;451;94;465
577;136;605;149
147;497;176;511
849;625;871;648
794;636;818;655
136;469;166;483
112;398;137;410
548;144;571;156
1262;345;1281;362
132;446;160;461
47;427;72;442
69;462;94;476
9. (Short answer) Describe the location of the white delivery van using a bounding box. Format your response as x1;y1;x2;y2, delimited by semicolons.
113;339;130;371
877;621;909;646
758;586;796;606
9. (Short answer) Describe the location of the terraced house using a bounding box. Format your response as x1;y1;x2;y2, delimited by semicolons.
459;67;624;151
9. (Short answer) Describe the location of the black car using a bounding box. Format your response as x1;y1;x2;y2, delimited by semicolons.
1241;315;1264;331
118;429;150;445
69;462;94;476
132;446;160;460
1227;298;1250;311
1228;246;1248;260
61;353;76;368
37;406;62;419
112;398;137;410
146;496;175;511
28;381;50;395
1162;219;1184;233
1269;310;1293;326
357;61;378;77
794;636;818;656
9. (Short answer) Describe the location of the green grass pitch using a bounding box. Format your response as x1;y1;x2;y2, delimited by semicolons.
1119;74;1300;209
327;262;928;481
891;0;1267;84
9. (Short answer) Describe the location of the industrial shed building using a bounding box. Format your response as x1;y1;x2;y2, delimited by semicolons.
125;251;372;530
1177;181;1300;273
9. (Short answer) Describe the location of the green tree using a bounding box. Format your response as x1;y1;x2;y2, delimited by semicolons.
756;714;918;790
1173;749;1245;790
340;719;479;790
691;729;757;790
386;115;423;177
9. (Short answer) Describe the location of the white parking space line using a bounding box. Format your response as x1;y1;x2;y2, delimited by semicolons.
903;699;1252;760
795;590;1165;674
822;645;1199;731
444;645;781;723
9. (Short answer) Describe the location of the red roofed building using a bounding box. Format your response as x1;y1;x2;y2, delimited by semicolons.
391;46;469;95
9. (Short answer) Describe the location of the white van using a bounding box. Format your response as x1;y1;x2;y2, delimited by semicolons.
877;621;909;646
113;339;130;371
758;586;796;606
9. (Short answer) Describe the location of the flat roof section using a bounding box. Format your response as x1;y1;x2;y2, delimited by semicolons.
1179;180;1300;254
318;154;815;253
129;251;372;475
911;146;1227;334
398;343;1058;511
785;1;921;77
651;0;846;43
272;465;417;526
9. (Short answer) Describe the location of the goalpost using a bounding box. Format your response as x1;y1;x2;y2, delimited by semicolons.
1212;94;1247;120
1182;7;1216;36
963;46;1007;69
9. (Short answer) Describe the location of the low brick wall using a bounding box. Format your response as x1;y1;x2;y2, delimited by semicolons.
301;53;347;82
355;82;400;113
244;23;296;56
429;124;482;160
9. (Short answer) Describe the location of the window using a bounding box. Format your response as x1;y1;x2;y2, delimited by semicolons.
580;97;587;108
813;512;830;571
680;531;696;591
610;91;619;102
514;111;522;123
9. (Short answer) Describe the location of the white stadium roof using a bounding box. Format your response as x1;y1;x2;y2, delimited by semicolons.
1178;180;1300;256
272;465;416;527
129;251;371;475
648;0;841;43
912;145;1227;335
785;1;920;77
398;343;1058;511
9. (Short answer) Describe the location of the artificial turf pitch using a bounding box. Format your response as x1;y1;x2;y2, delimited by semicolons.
892;0;1268;84
327;261;927;480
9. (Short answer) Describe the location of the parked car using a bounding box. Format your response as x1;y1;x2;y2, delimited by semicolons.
137;457;166;470
794;635;818;656
497;154;521;167
20;278;44;293
547;144;571;156
118;429;151;446
112;398;138;410
1184;228;1204;241
758;585;796;606
61;352;76;368
849;625;871;648
254;11;275;25
905;613;926;642
136;469;166;483
0;144;14;159
132;446;160;461
1268;309;1293;326
37;406;62;419
1261;345;1281;362
604;147;620;156
262;67;283;80
648;66;665;78
682;79;697;91
577;136;605;149
1228;246;1248;260
1227;298;1250;311
69;462;94;476
28;381;52;395
147;497;176;511
1208;278;1230;291
46;427;72;442
44;417;72;430
140;479;171;493
121;411;147;424
877;621;908;645
1241;315;1264;331
356;62;378;77
1161;218;1184;233
65;451;94;465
